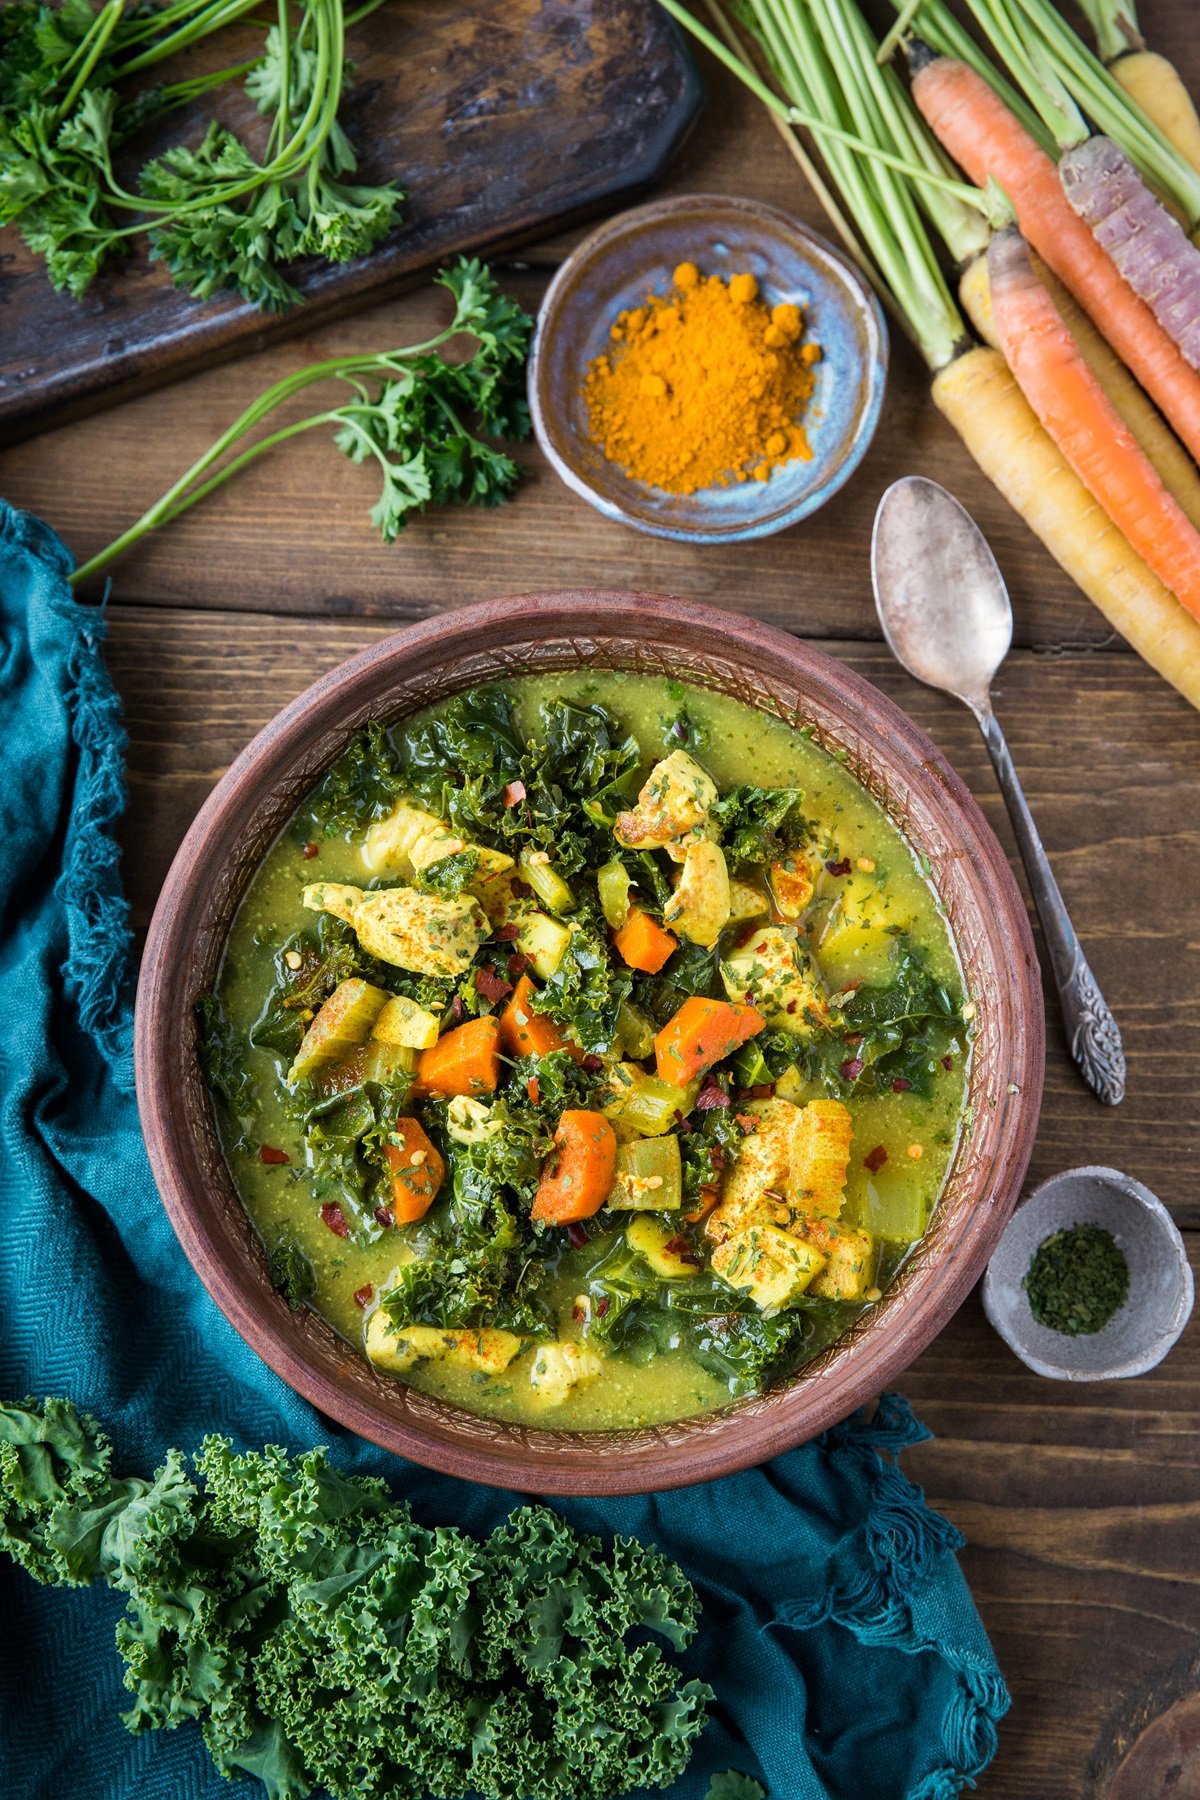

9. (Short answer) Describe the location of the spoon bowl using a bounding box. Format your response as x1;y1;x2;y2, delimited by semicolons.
871;475;1012;713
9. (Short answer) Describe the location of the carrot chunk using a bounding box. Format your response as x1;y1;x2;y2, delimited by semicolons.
531;1110;618;1224
654;997;765;1087
411;1015;501;1099
500;973;582;1061
383;1116;446;1223
613;907;678;974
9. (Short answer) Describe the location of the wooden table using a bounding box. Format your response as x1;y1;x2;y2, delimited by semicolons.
4;9;1198;1794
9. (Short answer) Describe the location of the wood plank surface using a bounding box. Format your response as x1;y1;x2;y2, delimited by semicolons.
0;0;700;438
10;0;1200;1793
103;598;1200;1799
7;37;1197;652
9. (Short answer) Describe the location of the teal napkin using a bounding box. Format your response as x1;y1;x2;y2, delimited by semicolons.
0;498;1007;1800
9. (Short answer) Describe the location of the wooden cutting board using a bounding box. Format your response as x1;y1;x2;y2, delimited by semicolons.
0;0;700;442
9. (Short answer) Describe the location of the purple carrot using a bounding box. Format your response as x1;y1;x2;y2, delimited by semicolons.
1060;135;1200;372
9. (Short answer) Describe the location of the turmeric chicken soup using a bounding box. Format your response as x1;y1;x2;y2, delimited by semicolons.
202;674;971;1428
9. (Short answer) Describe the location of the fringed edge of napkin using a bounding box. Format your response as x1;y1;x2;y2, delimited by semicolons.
0;501;135;1091
778;1395;1009;1798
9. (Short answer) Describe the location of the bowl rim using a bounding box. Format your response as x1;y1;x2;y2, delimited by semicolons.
135;590;1044;1494
528;192;888;543
981;1163;1195;1381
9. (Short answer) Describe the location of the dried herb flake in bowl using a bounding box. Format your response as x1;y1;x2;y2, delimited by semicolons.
1023;1223;1129;1335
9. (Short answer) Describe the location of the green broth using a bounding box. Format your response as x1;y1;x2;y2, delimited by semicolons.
213;672;970;1430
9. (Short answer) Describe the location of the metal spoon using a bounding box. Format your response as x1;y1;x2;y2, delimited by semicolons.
871;475;1125;1106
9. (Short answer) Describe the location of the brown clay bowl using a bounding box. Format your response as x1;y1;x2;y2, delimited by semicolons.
135;591;1044;1495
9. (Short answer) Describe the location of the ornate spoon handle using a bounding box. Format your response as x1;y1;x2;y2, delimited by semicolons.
975;705;1126;1105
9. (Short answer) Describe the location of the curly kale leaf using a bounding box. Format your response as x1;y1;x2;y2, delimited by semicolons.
531;926;632;1055
1;1401;710;1800
414;847;480;897
836;946;965;1097
711;784;816;866
399;690;638;875
268;1232;315;1312
196;993;257;1117
632;938;722;1027
305;720;405;837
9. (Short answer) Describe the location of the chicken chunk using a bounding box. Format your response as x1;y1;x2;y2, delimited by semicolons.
720;924;832;1035
663;839;731;948
528;1340;605;1407
800;1218;877;1301
365;1310;523;1375
706;1098;800;1243
727;877;769;925
615;751;717;860
302;881;486;977
363;800;513;882
711;1223;827;1313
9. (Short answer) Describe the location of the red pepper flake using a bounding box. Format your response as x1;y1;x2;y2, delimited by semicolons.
786;1000;798;1014
494;923;520;942
571;1299;587;1322
259;1144;290;1165
840;1057;864;1082
507;952;532;980
695;1075;729;1110
503;779;527;808
864;1145;888;1174
708;1144;726;1169
825;857;852;876
891;1077;913;1092
665;1235;702;1268
320;1201;350;1239
353;1284;373;1309
374;1205;394;1229
302;841;319;860
581;1053;605;1073
526;1075;541;1105
748;1082;775;1100
595;1295;610;1317
476;965;513;1004
566;1222;589;1249
450;995;465;1023
510;876;533;899
942;1054;954;1071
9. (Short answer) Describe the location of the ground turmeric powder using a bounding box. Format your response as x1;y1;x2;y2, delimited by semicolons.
582;263;820;495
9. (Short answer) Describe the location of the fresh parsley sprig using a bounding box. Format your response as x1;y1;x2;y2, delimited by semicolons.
0;0;401;306
69;256;533;583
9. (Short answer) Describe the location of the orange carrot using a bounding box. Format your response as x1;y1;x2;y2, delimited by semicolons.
500;973;582;1061
411;1015;501;1099
912;55;1200;465
613;907;678;974
382;1116;446;1223
531;1109;618;1224
988;229;1200;621
684;1184;721;1226
654;997;765;1087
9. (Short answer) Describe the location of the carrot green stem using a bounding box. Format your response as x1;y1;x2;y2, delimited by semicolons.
1075;0;1143;65
879;0;1055;151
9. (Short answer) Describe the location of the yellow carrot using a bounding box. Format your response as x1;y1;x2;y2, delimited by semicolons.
933;346;1200;707
959;249;1200;533
1110;51;1200;178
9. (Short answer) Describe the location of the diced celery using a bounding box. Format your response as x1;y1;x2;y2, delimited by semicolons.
287;978;390;1083
363;1040;418;1084
625;1214;698;1278
846;1173;927;1244
596;859;632;930
520;850;576;914
616;1000;657;1061
601;1064;700;1140
515;910;571;978
605;1136;682;1211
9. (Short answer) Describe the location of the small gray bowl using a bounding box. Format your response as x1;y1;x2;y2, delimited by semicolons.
529;193;888;542
983;1166;1194;1381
